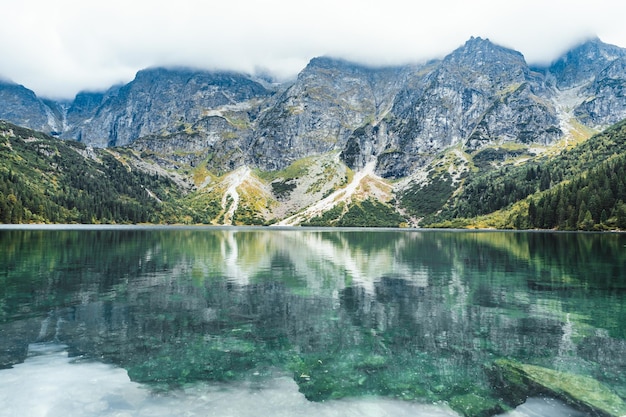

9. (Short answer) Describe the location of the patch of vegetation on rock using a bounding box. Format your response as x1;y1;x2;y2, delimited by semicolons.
271;179;297;200
488;359;626;417
447;392;508;417
400;172;456;219
338;199;406;227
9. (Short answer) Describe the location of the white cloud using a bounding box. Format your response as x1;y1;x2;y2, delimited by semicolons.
1;0;625;98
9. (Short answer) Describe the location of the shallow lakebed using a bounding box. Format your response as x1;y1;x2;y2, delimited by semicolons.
1;226;625;416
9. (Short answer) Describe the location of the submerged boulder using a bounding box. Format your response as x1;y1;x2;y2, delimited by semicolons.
488;359;626;417
447;392;508;417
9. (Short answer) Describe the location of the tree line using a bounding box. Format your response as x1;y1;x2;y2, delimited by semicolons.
0;122;179;224
523;154;626;230
426;118;626;230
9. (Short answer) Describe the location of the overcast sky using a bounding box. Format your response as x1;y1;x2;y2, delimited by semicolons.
2;0;626;99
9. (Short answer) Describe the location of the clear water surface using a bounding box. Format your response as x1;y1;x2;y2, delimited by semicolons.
0;226;624;417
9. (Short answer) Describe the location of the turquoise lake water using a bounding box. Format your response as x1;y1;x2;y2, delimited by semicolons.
0;227;624;416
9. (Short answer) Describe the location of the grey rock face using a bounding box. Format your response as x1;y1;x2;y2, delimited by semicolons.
363;37;561;177
394;37;538;144
69;67;270;147
545;38;626;129
2;36;626;181
64;91;107;134
131;114;249;174
465;83;562;151
549;37;626;89
0;81;61;134
248;57;409;170
574;57;626;127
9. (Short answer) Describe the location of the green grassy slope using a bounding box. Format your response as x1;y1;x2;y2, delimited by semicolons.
420;119;626;230
0;121;181;224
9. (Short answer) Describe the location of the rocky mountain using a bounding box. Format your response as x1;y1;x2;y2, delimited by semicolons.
548;37;626;89
64;68;271;147
3;37;626;161
2;36;626;227
574;56;626;127
348;37;562;178
248;57;410;171
0;80;63;134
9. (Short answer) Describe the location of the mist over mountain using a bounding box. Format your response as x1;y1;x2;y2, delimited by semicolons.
3;37;626;170
2;36;626;228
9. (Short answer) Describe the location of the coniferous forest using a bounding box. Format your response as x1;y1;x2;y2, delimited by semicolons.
420;118;626;231
0;121;181;224
2;117;626;230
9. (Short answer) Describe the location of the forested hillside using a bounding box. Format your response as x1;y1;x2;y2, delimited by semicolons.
422;119;626;230
3;115;626;230
523;154;626;230
3;36;626;229
0;121;181;224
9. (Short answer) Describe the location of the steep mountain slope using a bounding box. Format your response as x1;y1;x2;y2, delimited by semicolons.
0;80;63;134
348;37;562;179
548;37;626;89
2;37;626;172
249;57;410;170
0;121;181;224
574;56;626;127
391;36;550;149
3;113;626;229
65;68;271;147
420;118;626;230
3;36;626;228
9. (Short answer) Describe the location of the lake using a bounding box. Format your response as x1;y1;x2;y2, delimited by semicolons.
0;226;625;417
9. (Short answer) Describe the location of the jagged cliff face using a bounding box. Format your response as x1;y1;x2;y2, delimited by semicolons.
0;81;62;134
548;37;626;89
248;57;409;170
342;37;563;178
66;68;271;147
546;38;626;131
391;36;536;149
2;37;626;180
574;57;626;127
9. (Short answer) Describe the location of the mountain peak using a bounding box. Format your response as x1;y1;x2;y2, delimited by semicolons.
463;36;521;54
446;36;526;65
565;37;624;60
465;36;492;47
301;56;377;77
0;80;56;133
549;37;626;88
307;56;349;68
435;36;529;90
133;66;221;82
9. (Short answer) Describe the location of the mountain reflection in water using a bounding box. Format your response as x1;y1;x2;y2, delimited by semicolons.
0;227;625;416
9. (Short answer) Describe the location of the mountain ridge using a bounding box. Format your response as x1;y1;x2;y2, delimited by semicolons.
2;37;625;154
2;36;626;228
